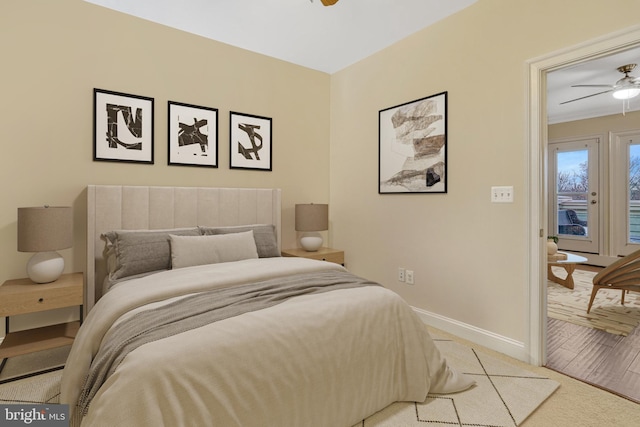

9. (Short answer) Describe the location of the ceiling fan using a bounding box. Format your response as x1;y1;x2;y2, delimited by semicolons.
310;0;339;6
561;63;640;105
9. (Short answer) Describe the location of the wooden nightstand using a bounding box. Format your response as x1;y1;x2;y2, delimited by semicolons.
0;272;83;380
281;247;344;265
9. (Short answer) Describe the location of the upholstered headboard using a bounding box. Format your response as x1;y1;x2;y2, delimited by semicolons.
86;185;282;313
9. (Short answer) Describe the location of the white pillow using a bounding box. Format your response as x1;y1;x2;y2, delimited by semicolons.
170;231;258;269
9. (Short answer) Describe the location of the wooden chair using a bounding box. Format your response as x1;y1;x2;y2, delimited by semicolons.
588;248;640;313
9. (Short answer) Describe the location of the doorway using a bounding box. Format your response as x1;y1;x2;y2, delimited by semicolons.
526;25;640;366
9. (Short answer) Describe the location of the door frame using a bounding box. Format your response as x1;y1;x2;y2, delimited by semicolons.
526;25;640;366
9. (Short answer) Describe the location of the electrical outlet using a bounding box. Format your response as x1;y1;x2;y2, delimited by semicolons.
406;270;414;284
398;268;405;282
491;186;514;203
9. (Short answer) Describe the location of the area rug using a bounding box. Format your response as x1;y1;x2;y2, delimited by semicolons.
0;339;558;427
353;338;559;427
0;370;61;404
547;267;640;336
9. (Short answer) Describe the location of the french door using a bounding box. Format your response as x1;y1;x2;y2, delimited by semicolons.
611;130;640;256
548;137;600;254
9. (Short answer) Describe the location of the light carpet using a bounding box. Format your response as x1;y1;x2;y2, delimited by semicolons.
0;339;558;427
547;267;640;336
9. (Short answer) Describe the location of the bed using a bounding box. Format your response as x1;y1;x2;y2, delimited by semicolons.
60;185;474;427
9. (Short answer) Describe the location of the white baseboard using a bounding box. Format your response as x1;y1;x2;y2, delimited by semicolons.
412;306;528;362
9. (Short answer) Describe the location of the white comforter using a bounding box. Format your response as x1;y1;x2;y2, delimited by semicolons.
61;257;474;427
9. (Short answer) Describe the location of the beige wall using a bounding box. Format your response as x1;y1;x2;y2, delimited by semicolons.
329;0;640;345
0;0;330;291
0;0;330;335
549;111;640;140
3;0;640;354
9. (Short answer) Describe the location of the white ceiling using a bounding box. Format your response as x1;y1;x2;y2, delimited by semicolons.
85;0;640;124
84;0;477;74
547;46;640;124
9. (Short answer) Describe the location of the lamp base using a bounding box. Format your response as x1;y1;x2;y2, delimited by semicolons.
27;251;65;284
300;234;323;252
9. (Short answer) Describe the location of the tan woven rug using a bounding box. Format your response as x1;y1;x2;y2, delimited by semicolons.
547;267;640;336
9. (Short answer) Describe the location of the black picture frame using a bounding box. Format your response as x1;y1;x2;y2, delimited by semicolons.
93;88;154;164
168;101;218;168
229;111;272;171
378;91;447;194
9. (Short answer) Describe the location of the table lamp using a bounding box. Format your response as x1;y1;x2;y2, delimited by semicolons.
18;206;73;283
295;203;328;252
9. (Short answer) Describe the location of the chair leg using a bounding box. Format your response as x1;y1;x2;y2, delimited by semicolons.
621;289;625;305
587;286;601;313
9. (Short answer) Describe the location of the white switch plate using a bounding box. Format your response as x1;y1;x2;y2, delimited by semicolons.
491;186;514;203
406;270;414;285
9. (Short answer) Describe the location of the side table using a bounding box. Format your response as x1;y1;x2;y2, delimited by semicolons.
281;247;345;265
548;251;587;289
0;272;83;383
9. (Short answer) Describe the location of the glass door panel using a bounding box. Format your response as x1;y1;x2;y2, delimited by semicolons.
629;143;640;245
613;131;640;256
548;137;599;253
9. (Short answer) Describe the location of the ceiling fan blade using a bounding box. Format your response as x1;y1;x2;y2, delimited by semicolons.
571;84;614;88
560;89;613;105
320;0;339;5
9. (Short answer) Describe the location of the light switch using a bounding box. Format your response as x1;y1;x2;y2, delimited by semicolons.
491;186;514;203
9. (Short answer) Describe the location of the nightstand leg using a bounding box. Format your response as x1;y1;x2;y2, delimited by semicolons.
0;317;8;374
0;364;64;385
0;316;7;374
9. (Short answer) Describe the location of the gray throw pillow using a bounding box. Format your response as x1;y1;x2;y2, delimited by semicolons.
103;227;201;280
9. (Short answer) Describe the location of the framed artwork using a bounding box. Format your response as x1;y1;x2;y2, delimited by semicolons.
229;111;272;171
168;101;218;168
94;88;154;164
378;91;447;194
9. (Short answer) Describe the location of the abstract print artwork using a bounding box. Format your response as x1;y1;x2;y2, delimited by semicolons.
229;111;272;171
93;89;154;164
379;92;447;194
168;101;218;168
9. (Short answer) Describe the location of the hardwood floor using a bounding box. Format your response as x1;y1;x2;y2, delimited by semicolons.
545;265;640;404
